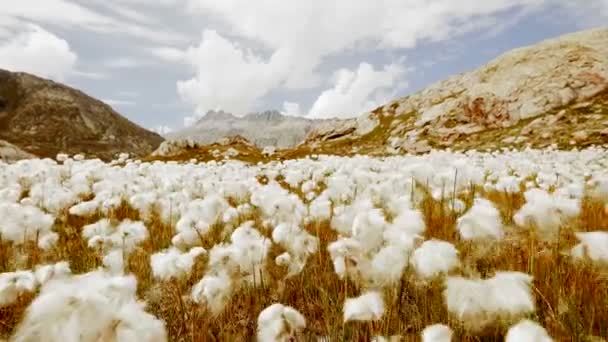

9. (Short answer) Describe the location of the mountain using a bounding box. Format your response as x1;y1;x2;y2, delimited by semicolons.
168;110;339;148
0;69;163;160
296;27;608;156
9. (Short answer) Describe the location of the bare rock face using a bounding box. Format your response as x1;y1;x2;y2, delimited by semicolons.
303;28;608;153
409;28;607;128
0;69;163;160
0;139;36;162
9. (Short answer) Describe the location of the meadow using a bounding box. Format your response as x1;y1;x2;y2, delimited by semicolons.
1;147;607;341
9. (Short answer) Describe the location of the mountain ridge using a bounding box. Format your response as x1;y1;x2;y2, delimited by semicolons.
168;109;342;149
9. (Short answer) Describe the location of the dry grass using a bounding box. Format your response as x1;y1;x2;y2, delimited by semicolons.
1;189;607;341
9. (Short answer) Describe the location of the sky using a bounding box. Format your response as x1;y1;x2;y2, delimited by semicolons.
0;1;606;134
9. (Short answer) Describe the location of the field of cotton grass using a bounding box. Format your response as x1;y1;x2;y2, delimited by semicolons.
1;147;608;341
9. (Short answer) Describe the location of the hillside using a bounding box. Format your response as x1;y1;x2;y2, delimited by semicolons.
297;27;608;156
0;69;164;160
168;110;339;148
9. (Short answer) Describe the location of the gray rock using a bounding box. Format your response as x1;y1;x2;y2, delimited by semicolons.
168;110;343;149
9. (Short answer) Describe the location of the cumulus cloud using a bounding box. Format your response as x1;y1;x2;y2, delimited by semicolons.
177;30;282;117
186;0;544;86
308;62;407;119
171;0;545;118
0;24;77;81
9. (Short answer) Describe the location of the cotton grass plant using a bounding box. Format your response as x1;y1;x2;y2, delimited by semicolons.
0;147;607;340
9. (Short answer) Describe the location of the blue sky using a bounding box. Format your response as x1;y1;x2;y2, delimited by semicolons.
0;1;606;133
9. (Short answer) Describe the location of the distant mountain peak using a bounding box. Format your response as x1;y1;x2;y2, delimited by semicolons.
198;109;289;122
199;110;236;121
248;110;285;121
169;109;334;148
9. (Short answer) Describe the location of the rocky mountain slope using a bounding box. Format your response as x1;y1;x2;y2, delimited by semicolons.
168;110;339;148
0;69;163;160
295;27;608;156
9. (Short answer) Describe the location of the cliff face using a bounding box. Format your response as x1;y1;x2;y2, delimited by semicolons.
301;28;608;155
0;69;163;160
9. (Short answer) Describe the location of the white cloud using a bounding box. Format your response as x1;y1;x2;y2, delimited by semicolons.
177;30;282;117
113;0;185;6
308;62;407;119
0;0;187;44
147;46;186;62
152;125;174;135
183;115;198;127
88;0;159;25
0;24;77;81
170;0;545;119
0;15;23;39
186;0;544;87
281;102;302;117
1;1;111;29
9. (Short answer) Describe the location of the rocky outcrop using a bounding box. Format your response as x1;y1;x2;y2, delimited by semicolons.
152;135;258;157
149;134;268;163
300;114;378;146
169;110;342;148
0;69;163;160
303;28;608;153
0;140;36;162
